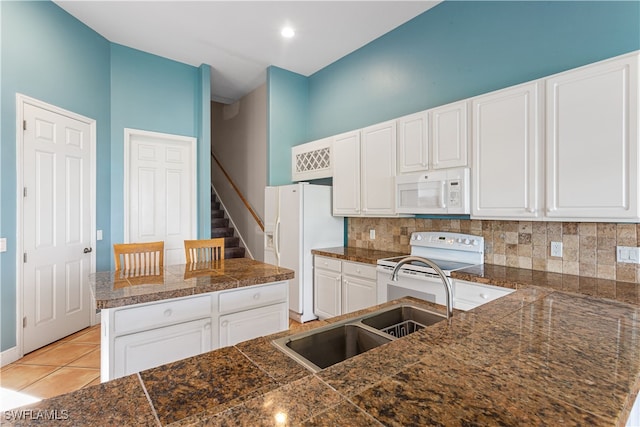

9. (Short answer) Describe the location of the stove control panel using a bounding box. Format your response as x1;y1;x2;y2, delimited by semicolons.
410;232;484;253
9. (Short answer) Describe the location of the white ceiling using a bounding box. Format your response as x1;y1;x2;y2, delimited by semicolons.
53;1;441;103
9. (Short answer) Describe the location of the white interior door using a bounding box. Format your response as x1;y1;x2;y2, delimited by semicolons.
125;130;196;265
22;103;93;354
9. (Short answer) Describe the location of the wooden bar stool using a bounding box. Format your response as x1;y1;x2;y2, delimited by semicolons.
184;238;225;263
113;241;164;274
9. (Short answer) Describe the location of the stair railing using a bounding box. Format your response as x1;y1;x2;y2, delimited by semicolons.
211;152;264;231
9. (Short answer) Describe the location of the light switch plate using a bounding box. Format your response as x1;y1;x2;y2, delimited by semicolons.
617;246;640;264
97;230;103;241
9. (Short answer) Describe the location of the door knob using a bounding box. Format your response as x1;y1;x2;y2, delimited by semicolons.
83;247;92;254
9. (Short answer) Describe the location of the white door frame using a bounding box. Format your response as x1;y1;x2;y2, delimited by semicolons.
15;94;97;360
123;128;197;248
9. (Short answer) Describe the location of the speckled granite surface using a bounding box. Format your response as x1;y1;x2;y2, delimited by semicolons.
311;246;407;264
7;251;640;426
90;258;294;309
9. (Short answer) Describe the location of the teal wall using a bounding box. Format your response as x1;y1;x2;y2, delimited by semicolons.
109;44;207;248
0;0;110;352
307;0;640;139
266;66;309;186
0;1;210;353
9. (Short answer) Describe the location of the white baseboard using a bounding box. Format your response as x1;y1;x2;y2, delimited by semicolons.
0;346;20;368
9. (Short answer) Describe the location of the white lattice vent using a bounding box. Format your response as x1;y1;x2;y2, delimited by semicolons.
296;147;331;173
291;137;333;181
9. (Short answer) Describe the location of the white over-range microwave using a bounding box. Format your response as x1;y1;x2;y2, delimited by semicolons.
395;167;470;214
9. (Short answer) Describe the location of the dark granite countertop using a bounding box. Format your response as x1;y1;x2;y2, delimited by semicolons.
8;250;640;426
90;258;295;309
311;246;407;264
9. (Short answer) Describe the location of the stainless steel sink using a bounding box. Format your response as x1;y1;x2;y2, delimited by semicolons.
361;305;446;337
272;304;445;373
277;324;391;372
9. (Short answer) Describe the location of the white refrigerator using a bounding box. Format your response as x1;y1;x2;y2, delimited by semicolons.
264;183;344;323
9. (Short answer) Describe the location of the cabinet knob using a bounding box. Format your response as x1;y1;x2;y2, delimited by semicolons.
163;309;173;317
221;320;228;327
479;293;489;300
253;293;260;300
204;323;211;330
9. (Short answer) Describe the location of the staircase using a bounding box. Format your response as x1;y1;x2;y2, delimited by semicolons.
211;192;246;259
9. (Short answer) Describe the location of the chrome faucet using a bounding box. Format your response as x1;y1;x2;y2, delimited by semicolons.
391;256;453;319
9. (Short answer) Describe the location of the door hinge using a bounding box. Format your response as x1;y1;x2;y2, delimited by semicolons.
23;252;27;263
23;187;27;197
23;317;27;328
23;120;27;131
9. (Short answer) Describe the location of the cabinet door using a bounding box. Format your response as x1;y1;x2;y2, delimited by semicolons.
397;111;429;174
219;302;288;347
342;275;377;315
314;268;341;319
471;81;543;219
361;120;397;215
546;54;639;220
113;317;212;379
430;100;468;169
332;131;361;216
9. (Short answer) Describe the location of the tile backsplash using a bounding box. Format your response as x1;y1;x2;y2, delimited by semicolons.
348;217;640;284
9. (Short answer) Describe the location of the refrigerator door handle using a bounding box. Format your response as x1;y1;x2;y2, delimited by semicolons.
274;217;281;263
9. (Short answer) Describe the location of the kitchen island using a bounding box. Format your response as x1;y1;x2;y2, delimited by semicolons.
5;255;640;426
90;258;294;381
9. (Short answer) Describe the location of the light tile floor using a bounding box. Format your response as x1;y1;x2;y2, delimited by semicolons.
0;319;315;411
0;325;101;410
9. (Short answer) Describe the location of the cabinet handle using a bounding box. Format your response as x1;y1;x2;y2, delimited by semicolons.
221;320;228;327
253;293;260;300
163;309;173;317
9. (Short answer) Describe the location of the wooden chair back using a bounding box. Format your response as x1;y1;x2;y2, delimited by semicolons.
184;238;225;263
113;241;164;272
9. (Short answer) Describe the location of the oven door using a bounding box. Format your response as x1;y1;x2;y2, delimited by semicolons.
376;268;447;306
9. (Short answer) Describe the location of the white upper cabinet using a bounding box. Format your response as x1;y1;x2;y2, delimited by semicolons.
332;130;361;216
430;100;469;169
397;111;429;174
332;122;398;217
361;120;397;216
396;101;469;175
471;51;639;222
545;53;639;220
471;81;543;219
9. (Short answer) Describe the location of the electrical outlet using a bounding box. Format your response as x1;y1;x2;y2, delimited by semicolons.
617;246;640;264
550;241;563;257
369;229;376;240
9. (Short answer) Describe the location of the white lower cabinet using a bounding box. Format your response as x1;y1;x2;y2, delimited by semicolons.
113;317;211;379
314;259;342;319
102;280;289;381
219;302;288;347
314;256;377;319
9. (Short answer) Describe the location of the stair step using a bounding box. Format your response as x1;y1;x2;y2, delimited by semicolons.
211;228;235;238
211;202;221;211
225;247;246;259
223;236;240;248
211;218;229;228
211;210;225;219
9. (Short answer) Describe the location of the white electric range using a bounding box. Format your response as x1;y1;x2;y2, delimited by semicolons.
377;231;512;310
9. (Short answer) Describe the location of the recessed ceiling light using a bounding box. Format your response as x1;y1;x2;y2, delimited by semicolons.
281;27;295;38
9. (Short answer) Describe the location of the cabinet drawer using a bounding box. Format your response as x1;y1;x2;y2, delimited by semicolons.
314;256;342;273
454;280;514;309
342;261;376;280
219;281;287;314
113;294;211;335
